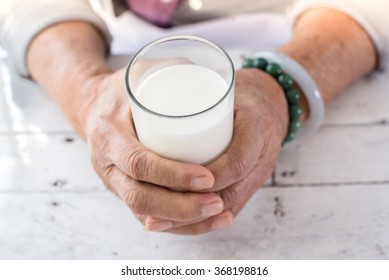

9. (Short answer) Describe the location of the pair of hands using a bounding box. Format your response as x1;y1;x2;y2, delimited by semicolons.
82;66;288;235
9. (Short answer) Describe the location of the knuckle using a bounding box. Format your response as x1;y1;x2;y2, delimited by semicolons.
95;165;118;195
176;168;192;187
230;155;249;178
123;187;149;215
125;148;149;180
90;150;115;179
219;187;239;209
90;154;112;181
225;141;258;182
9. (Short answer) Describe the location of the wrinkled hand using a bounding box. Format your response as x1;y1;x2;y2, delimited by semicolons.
210;69;288;219
148;69;289;234
81;67;234;234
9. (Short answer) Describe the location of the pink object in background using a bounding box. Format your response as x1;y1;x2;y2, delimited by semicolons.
126;0;183;27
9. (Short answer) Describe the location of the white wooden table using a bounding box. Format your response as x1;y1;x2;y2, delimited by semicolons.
1;49;388;260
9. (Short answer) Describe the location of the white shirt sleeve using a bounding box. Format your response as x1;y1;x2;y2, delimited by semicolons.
288;0;389;71
0;0;112;77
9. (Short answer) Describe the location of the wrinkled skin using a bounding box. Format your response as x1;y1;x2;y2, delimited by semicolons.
83;67;288;235
26;9;377;235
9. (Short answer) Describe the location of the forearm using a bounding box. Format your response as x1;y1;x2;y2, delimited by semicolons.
26;21;111;138
279;8;377;119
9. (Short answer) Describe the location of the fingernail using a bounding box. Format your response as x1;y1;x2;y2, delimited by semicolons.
212;215;233;231
145;221;173;232
202;200;224;217
191;175;213;190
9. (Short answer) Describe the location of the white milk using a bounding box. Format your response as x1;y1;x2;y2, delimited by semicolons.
132;64;234;164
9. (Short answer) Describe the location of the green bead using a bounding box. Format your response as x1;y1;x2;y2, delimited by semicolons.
242;58;255;68
278;74;294;90
286;89;300;105
266;63;282;78
284;132;296;143
288;119;302;134
289;104;303;120
253;58;268;70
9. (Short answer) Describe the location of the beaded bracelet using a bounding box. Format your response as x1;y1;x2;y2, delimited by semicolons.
242;57;303;143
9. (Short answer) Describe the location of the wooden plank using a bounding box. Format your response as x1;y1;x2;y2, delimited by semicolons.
0;184;388;259
275;125;389;185
324;72;389;125
0;133;103;191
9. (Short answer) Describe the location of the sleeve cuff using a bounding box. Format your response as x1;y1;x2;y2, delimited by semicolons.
1;0;112;77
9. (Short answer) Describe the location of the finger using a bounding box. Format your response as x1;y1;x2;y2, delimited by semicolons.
144;210;234;234
107;123;215;191
219;153;276;215
145;154;274;233
141;151;274;234
154;157;273;234
165;210;234;235
106;166;223;222
143;214;207;232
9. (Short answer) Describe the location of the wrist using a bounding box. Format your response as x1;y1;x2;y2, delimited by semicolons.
26;21;113;139
75;71;113;139
243;52;325;142
279;8;376;101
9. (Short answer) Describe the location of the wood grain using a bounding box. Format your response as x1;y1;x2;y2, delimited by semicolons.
0;185;388;259
1;50;389;260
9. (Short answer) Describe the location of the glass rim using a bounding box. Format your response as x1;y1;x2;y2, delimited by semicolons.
125;35;235;119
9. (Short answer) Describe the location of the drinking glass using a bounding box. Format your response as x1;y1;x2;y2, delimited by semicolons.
125;35;235;164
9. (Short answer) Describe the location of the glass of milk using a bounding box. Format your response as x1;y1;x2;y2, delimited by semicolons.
125;35;235;165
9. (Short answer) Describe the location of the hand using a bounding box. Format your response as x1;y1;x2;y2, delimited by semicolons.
147;69;289;234
81;67;235;233
25;21;287;234
210;69;289;215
